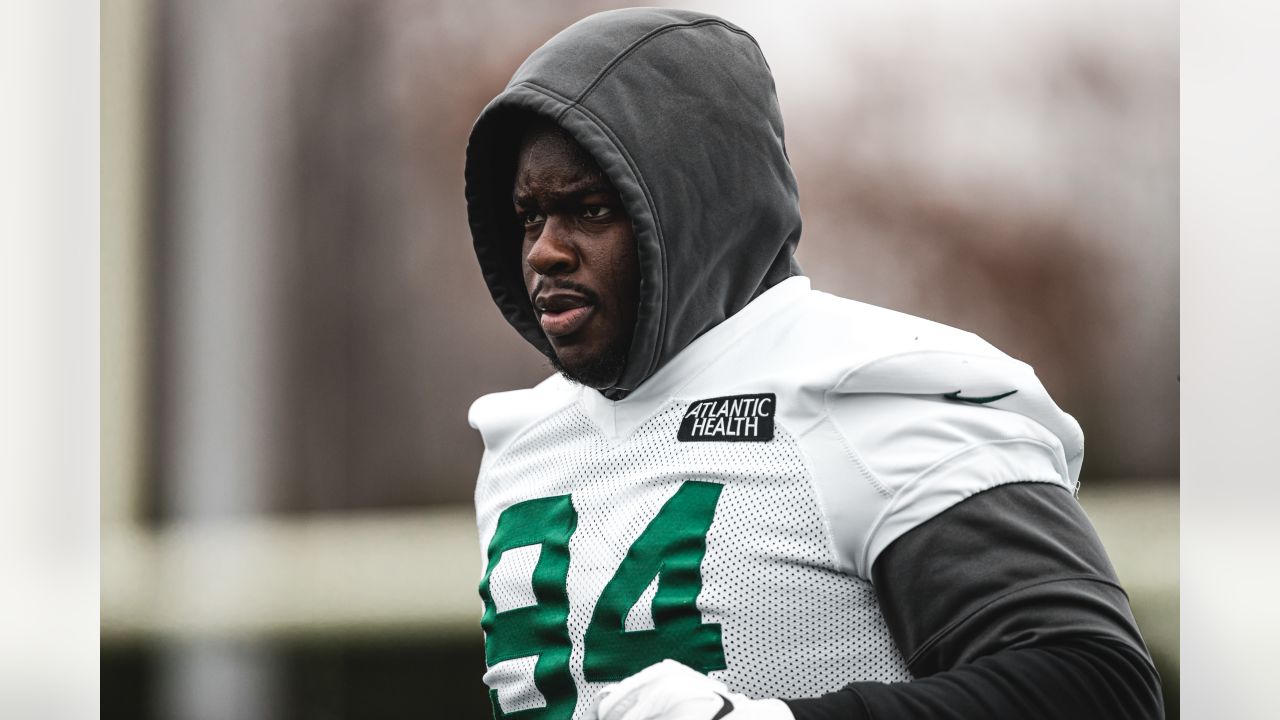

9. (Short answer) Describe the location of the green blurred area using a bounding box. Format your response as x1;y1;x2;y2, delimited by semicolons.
103;608;1177;720
102;636;492;720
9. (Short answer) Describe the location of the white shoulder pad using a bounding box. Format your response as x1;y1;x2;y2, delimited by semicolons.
779;291;1085;578
791;289;1083;479
831;349;1084;483
467;374;578;456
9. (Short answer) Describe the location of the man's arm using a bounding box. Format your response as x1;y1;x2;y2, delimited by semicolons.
785;481;1164;719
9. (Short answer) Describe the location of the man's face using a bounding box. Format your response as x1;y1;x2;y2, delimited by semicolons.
514;123;640;389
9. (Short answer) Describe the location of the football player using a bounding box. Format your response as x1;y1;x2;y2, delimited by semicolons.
464;8;1163;720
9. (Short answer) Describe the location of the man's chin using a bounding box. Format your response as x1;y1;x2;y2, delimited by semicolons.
550;344;629;390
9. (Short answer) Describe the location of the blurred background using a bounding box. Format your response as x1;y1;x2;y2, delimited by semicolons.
101;0;1178;717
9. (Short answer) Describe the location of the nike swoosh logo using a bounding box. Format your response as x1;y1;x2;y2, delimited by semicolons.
710;692;734;720
943;389;1018;404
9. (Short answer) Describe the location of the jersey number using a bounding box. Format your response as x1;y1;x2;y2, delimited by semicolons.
478;481;726;719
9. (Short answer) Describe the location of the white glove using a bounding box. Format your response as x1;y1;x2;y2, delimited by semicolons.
588;659;794;720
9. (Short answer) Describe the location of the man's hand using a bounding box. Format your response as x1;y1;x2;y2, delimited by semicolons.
588;660;794;720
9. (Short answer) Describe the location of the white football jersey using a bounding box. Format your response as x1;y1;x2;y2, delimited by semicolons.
469;277;1083;720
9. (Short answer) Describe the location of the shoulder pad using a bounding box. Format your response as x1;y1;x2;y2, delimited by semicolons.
767;291;1084;483
831;349;1084;484
468;374;578;456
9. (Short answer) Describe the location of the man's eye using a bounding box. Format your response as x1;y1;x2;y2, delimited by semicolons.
520;210;545;227
581;205;612;220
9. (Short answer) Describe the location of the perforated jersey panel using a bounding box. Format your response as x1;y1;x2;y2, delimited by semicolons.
475;398;911;719
489;544;543;613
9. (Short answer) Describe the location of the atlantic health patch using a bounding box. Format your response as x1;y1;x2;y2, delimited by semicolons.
678;393;775;442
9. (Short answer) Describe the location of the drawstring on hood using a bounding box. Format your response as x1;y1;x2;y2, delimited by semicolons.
465;7;803;397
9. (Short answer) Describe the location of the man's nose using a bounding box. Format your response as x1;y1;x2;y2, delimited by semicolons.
525;218;578;276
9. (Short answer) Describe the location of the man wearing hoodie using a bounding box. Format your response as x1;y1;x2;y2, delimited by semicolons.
465;8;1162;720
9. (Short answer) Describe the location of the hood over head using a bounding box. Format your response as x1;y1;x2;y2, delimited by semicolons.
465;7;803;397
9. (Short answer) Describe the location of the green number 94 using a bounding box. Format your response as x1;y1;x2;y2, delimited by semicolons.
479;481;726;719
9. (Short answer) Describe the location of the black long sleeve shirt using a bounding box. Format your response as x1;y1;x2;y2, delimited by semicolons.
784;481;1164;719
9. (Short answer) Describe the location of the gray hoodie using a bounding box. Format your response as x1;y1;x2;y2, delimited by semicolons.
465;7;803;397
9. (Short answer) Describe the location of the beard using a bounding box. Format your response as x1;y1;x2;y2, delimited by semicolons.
550;338;630;390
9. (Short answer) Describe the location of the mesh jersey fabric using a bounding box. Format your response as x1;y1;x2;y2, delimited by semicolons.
469;277;1083;719
476;397;908;718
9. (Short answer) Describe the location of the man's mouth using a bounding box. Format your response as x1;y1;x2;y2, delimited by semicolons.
535;292;595;338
